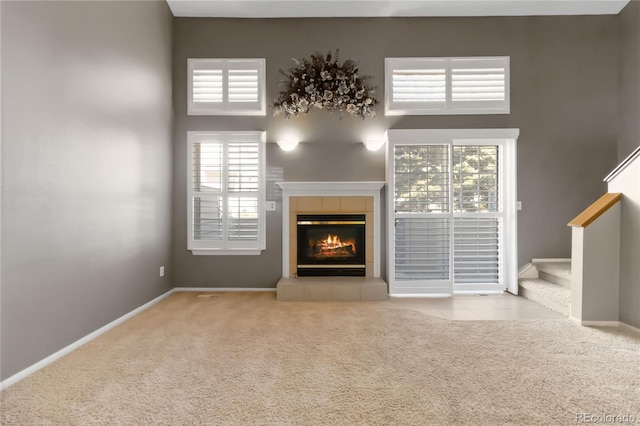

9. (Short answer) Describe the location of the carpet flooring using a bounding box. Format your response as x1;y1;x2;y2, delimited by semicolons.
1;292;639;425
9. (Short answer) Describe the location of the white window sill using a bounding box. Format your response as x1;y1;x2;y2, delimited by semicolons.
190;249;263;256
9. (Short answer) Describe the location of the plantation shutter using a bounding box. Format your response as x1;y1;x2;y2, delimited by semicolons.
385;57;509;115
229;63;260;106
192;141;223;241
452;145;501;287
389;133;511;295
227;135;260;241
450;58;509;112
387;59;447;113
188;131;265;254
192;69;223;105
188;59;265;115
393;145;452;293
395;217;450;281
454;218;500;284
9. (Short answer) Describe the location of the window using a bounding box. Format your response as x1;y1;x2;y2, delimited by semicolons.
187;131;266;255
385;57;510;115
188;59;266;115
387;129;518;296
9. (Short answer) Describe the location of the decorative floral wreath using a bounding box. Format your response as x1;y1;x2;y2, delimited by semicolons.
273;50;378;119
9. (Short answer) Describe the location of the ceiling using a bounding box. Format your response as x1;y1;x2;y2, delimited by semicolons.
166;0;630;18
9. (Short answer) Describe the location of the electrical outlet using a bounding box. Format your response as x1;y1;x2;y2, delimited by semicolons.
160;266;165;277
516;201;522;211
266;201;276;211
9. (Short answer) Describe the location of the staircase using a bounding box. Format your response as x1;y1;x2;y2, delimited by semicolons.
518;260;571;316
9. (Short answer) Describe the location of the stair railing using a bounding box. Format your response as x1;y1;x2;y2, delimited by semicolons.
568;193;622;325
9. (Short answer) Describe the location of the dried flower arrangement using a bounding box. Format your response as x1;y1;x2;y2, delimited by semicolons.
273;50;378;119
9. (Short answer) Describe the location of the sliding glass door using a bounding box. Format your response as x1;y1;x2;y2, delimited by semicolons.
387;130;518;296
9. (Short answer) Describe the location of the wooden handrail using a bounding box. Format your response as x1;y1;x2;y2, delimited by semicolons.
568;193;622;228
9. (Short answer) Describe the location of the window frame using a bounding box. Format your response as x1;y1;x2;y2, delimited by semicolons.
187;58;266;116
187;131;266;256
385;56;510;116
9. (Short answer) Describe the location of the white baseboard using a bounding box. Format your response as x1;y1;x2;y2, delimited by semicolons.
517;263;539;279
619;321;640;335
174;287;276;292
569;318;640;334
580;320;620;327
0;288;176;391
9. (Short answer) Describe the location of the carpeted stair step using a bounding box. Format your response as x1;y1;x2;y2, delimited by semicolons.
518;278;570;316
535;262;572;289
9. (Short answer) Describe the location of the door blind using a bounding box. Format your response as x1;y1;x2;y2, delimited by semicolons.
453;145;499;212
394;145;450;213
454;217;500;283
395;217;450;280
391;141;504;291
453;145;501;285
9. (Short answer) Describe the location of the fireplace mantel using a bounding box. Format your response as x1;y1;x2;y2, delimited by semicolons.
276;181;385;279
276;181;385;194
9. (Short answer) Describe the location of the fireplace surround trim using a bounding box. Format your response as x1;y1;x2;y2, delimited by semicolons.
276;181;385;278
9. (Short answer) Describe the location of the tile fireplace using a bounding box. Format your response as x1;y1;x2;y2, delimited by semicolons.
275;182;387;301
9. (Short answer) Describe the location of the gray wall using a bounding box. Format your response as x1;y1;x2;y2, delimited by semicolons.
619;0;640;162
1;1;174;380
617;1;640;329
173;16;618;287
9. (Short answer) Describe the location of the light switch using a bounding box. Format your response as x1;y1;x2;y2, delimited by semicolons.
266;201;276;211
516;201;522;211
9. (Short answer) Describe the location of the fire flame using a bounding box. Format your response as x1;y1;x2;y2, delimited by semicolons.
322;234;356;253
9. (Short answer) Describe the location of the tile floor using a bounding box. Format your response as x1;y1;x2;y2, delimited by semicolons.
388;293;566;320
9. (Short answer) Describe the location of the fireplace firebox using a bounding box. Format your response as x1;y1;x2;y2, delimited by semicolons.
297;214;366;276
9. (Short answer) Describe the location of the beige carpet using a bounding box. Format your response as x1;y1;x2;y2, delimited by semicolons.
1;292;639;425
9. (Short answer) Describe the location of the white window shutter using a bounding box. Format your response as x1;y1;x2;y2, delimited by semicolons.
187;131;265;254
228;63;260;104
193;197;223;241
188;59;265;116
450;58;509;113
385;56;510;115
386;58;447;115
192;69;224;104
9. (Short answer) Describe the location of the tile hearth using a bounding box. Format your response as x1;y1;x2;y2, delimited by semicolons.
276;277;388;301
